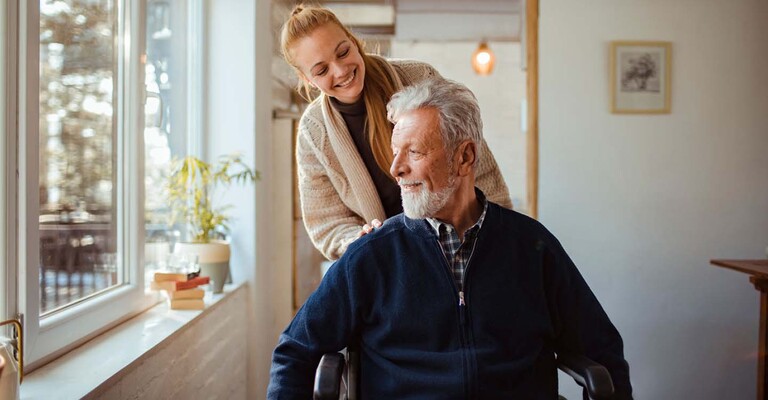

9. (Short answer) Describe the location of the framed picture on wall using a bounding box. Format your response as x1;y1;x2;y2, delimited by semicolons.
610;41;672;114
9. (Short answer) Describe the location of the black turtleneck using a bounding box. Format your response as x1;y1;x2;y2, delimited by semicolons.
330;97;403;218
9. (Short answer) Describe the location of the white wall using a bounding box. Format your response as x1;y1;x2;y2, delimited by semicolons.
206;0;290;398
540;0;768;398
391;41;529;211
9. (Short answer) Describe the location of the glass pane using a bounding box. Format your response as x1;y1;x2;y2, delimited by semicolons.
143;0;189;280
39;0;119;314
0;0;6;318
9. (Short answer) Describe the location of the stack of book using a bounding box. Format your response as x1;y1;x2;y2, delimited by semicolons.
151;271;210;310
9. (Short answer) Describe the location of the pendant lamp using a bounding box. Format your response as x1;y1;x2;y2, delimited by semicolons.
472;41;495;76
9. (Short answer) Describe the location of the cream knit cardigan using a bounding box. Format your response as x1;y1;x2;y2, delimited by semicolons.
296;57;512;260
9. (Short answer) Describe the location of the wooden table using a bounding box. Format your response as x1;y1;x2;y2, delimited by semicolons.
712;259;768;400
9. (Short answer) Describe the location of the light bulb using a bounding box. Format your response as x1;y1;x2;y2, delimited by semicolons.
475;52;491;65
471;41;495;75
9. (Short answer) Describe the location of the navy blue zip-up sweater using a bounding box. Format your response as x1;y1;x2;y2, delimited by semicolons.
268;202;632;399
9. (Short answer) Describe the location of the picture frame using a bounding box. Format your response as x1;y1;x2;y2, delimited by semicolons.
610;41;672;114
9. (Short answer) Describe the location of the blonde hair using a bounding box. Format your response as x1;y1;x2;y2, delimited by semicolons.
280;4;398;176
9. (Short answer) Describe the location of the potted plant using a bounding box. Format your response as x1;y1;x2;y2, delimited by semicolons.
166;154;258;293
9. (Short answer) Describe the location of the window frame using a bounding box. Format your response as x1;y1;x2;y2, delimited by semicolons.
16;0;152;368
2;0;16;325
4;0;205;369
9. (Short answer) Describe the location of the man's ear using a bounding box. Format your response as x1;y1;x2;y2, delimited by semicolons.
455;140;477;177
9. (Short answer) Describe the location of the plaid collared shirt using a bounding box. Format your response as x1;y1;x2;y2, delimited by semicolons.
427;198;488;291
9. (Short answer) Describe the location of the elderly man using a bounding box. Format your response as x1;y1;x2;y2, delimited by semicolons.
268;79;632;399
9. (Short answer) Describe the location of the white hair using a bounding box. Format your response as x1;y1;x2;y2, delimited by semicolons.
387;78;484;158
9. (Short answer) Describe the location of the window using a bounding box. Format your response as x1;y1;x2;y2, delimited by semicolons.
4;0;203;367
38;0;121;314
1;0;9;323
144;0;201;270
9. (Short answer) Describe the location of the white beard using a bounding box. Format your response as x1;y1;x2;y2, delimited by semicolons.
400;177;456;219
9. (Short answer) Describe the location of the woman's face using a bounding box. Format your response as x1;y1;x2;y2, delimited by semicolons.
291;23;366;104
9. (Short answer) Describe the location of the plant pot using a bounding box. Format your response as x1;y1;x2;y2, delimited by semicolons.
174;240;230;294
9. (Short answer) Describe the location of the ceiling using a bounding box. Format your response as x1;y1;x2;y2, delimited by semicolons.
271;0;523;105
272;0;522;41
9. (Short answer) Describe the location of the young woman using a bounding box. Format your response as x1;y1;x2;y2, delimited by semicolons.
281;5;512;260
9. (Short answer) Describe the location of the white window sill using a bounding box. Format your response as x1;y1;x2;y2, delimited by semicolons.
21;283;246;399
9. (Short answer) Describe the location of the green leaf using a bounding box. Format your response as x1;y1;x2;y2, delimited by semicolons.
165;154;259;242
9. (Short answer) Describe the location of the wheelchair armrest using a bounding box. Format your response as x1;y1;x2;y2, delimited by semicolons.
314;353;345;400
557;353;615;399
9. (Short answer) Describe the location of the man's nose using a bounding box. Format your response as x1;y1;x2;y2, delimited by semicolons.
390;152;407;178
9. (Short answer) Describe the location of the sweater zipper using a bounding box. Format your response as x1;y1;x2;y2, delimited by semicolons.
460;231;481;399
436;229;481;395
435;243;465;313
435;229;481;322
434;239;471;398
460;233;480;308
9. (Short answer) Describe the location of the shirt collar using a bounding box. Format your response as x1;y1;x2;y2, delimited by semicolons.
426;192;488;236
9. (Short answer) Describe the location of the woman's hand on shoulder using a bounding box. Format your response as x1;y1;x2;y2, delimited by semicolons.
357;219;383;238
